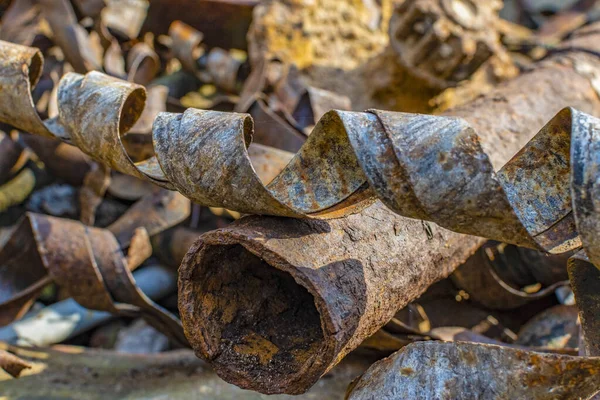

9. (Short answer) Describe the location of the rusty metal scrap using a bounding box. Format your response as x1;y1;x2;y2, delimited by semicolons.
176;32;600;394
0;348;30;378
142;0;258;50
390;0;511;88
346;342;600;400
179;202;483;394
21;134;92;186
451;243;571;310
0;342;372;399
0;189;189;345
568;253;600;357
2;37;600;242
246;0;517;114
515;305;580;350
0;167;35;213
168;21;246;94
2;15;600;399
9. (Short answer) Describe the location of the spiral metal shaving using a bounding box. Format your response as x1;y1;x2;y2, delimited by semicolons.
1;40;599;265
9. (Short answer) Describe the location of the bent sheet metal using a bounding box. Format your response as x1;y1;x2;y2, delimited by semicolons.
0;41;600;268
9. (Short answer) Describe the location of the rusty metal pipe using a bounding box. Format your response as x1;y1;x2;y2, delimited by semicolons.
178;29;600;394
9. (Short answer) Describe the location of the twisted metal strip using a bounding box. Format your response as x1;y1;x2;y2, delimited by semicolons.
1;41;599;264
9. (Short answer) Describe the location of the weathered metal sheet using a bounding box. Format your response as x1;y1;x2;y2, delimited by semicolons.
179;202;484;394
346;342;600;400
37;0;102;73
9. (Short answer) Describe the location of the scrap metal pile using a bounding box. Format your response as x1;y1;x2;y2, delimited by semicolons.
0;0;599;399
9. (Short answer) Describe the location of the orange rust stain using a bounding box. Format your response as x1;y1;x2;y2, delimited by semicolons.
233;332;279;365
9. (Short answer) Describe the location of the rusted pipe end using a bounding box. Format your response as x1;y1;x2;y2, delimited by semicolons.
178;235;338;395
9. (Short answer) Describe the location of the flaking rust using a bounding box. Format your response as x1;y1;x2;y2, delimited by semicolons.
179;203;483;394
345;342;600;400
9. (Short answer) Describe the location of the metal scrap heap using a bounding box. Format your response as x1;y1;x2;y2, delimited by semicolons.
0;0;599;399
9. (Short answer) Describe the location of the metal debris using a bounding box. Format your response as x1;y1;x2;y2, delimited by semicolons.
0;343;372;399
346;342;600;400
179;202;482;394
0;189;189;346
176;30;600;393
0;265;177;347
168;21;246;93
0;348;30;378
0;3;600;399
568;253;600;356
390;0;511;88
451;243;571;310
0;131;23;184
515;305;580;350
26;183;78;218
114;319;169;354
0;168;35;213
1;39;600;241
142;0;257;50
246;0;516;113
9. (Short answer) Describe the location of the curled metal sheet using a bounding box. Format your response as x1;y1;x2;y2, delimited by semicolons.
346;342;600;400
4;39;600;262
179;202;485;394
0;189;190;344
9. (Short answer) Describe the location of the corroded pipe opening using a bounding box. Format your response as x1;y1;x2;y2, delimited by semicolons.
179;242;333;394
